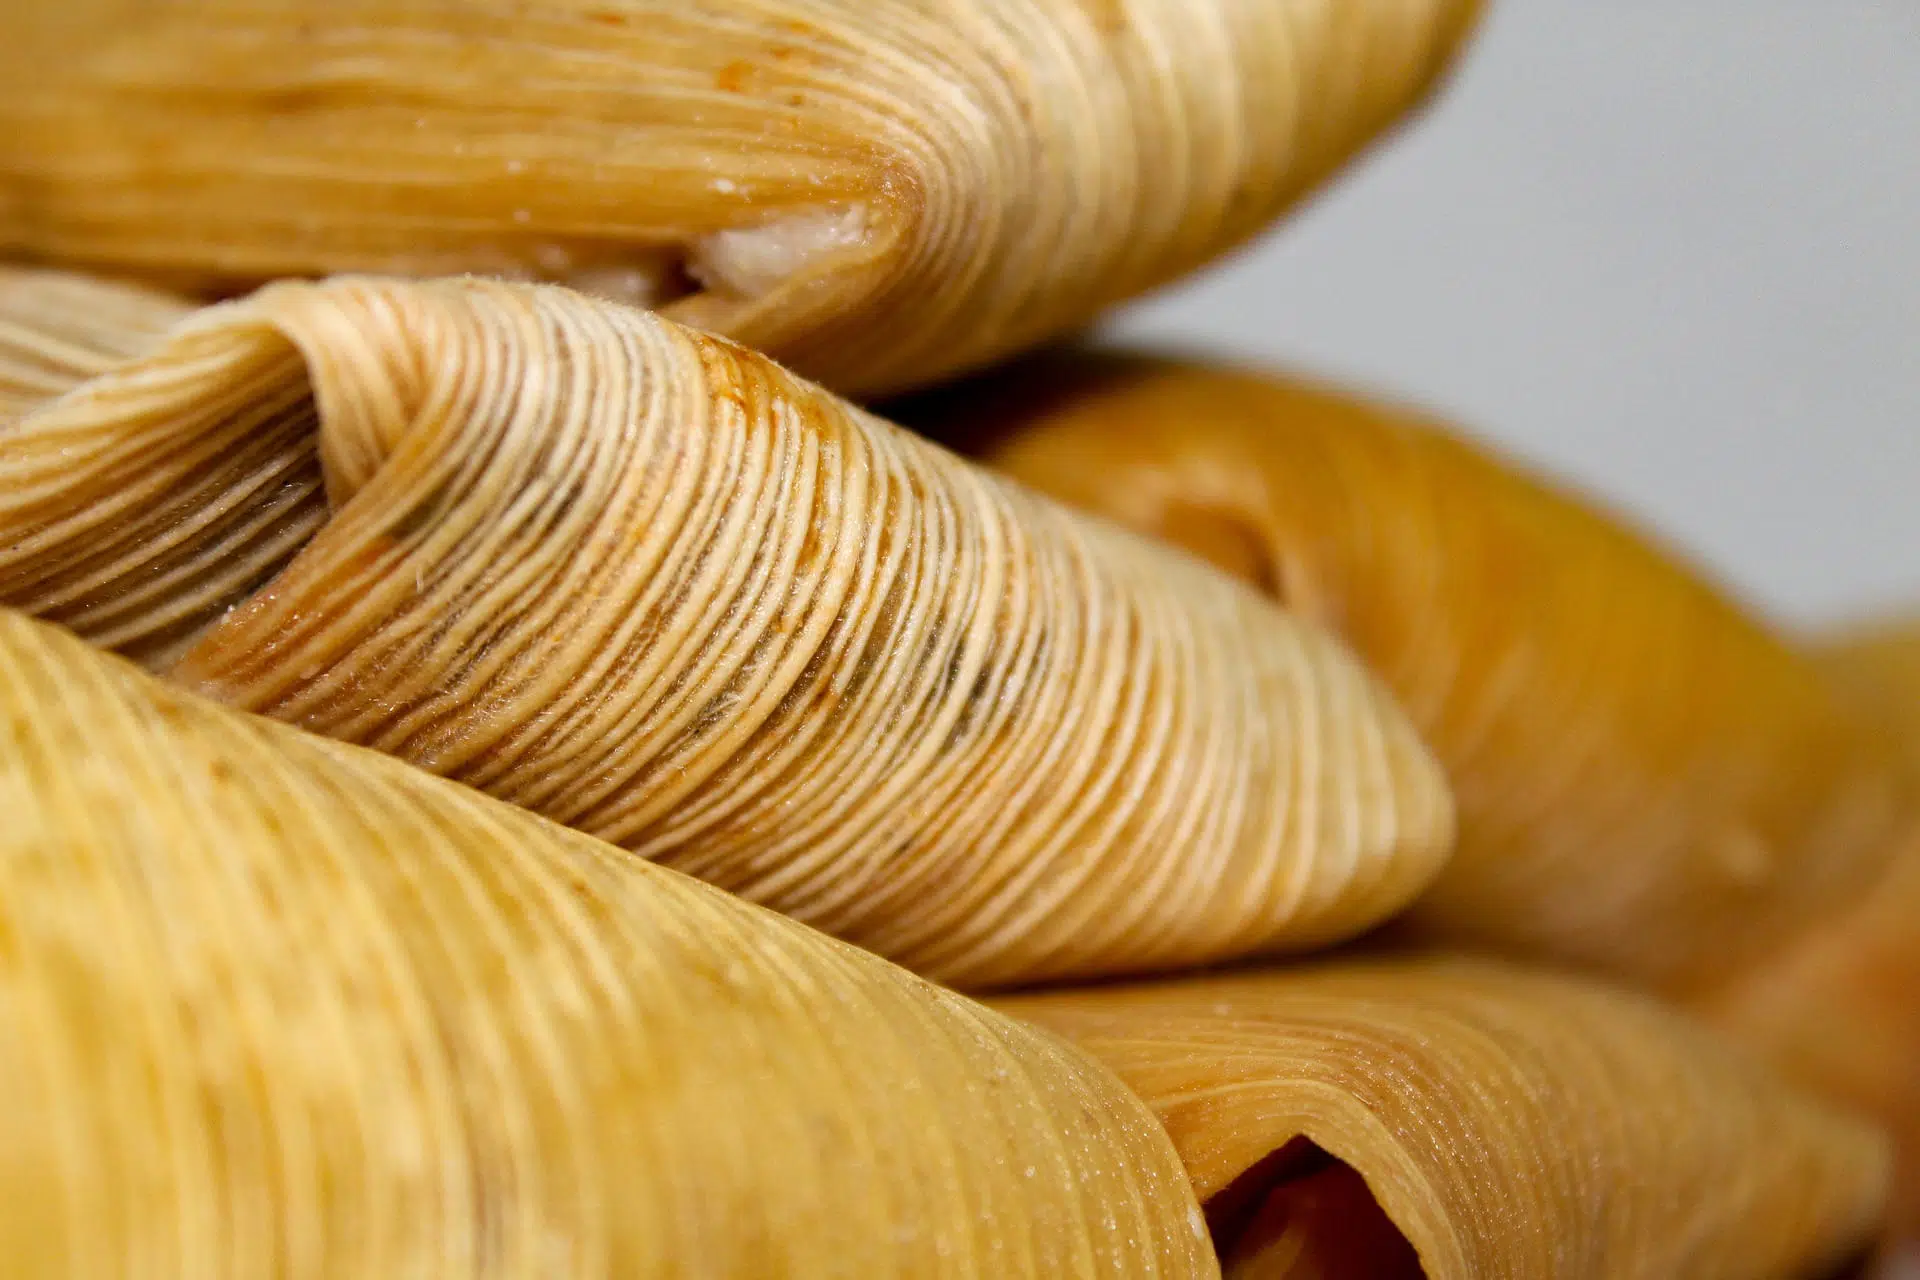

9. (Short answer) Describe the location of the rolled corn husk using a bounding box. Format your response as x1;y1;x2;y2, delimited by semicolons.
1703;618;1920;1233
908;352;1911;995
917;351;1920;1238
1706;838;1920;1238
0;606;1217;1277
0;270;1454;988
998;959;1892;1280
0;0;1483;397
1820;617;1920;772
0;264;192;418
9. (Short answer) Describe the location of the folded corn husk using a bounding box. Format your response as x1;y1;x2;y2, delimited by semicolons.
1707;839;1920;1238
999;959;1891;1279
1821;618;1920;771
0;0;1483;396
1702;618;1920;1232
0;270;1454;989
0;267;192;419
909;352;1911;996
0;607;1215;1277
912;351;1920;1239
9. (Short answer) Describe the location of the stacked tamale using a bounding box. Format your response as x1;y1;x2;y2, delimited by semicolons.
0;3;1912;1275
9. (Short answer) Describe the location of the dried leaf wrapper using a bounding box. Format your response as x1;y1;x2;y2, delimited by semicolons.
0;0;1483;395
922;353;1909;994
924;352;1920;1237
0;271;1454;988
1002;959;1891;1279
0;608;1215;1277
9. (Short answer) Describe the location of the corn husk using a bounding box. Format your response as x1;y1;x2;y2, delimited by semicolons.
1702;618;1920;1233
918;351;1920;1237
0;267;193;419
0;606;1216;1277
999;959;1891;1279
0;0;1483;396
912;352;1910;995
0;271;1453;989
1707;838;1920;1237
1821;617;1920;772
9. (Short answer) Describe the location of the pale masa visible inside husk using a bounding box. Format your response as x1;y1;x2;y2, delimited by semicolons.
0;0;1486;396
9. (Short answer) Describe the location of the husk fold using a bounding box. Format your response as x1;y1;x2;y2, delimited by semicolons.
0;0;1484;396
911;351;1920;1238
0;607;1216;1277
0;267;192;419
1700;617;1920;1233
910;352;1911;996
1821;618;1920;771
0;270;1454;989
1000;959;1891;1280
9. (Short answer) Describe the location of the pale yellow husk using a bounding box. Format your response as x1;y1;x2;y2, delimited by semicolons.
0;607;1216;1278
0;266;192;419
1000;959;1891;1280
0;269;1454;989
0;0;1483;396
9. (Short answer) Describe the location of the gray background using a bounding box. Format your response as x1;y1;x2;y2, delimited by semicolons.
1108;0;1919;629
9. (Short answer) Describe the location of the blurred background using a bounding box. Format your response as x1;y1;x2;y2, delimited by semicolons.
1109;0;1919;629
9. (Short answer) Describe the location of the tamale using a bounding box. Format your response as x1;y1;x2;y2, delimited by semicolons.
0;271;1454;989
0;607;1215;1277
0;0;1483;396
1001;959;1891;1279
912;350;1920;1234
1701;618;1920;1232
0;267;191;418
1821;617;1920;770
911;352;1909;994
